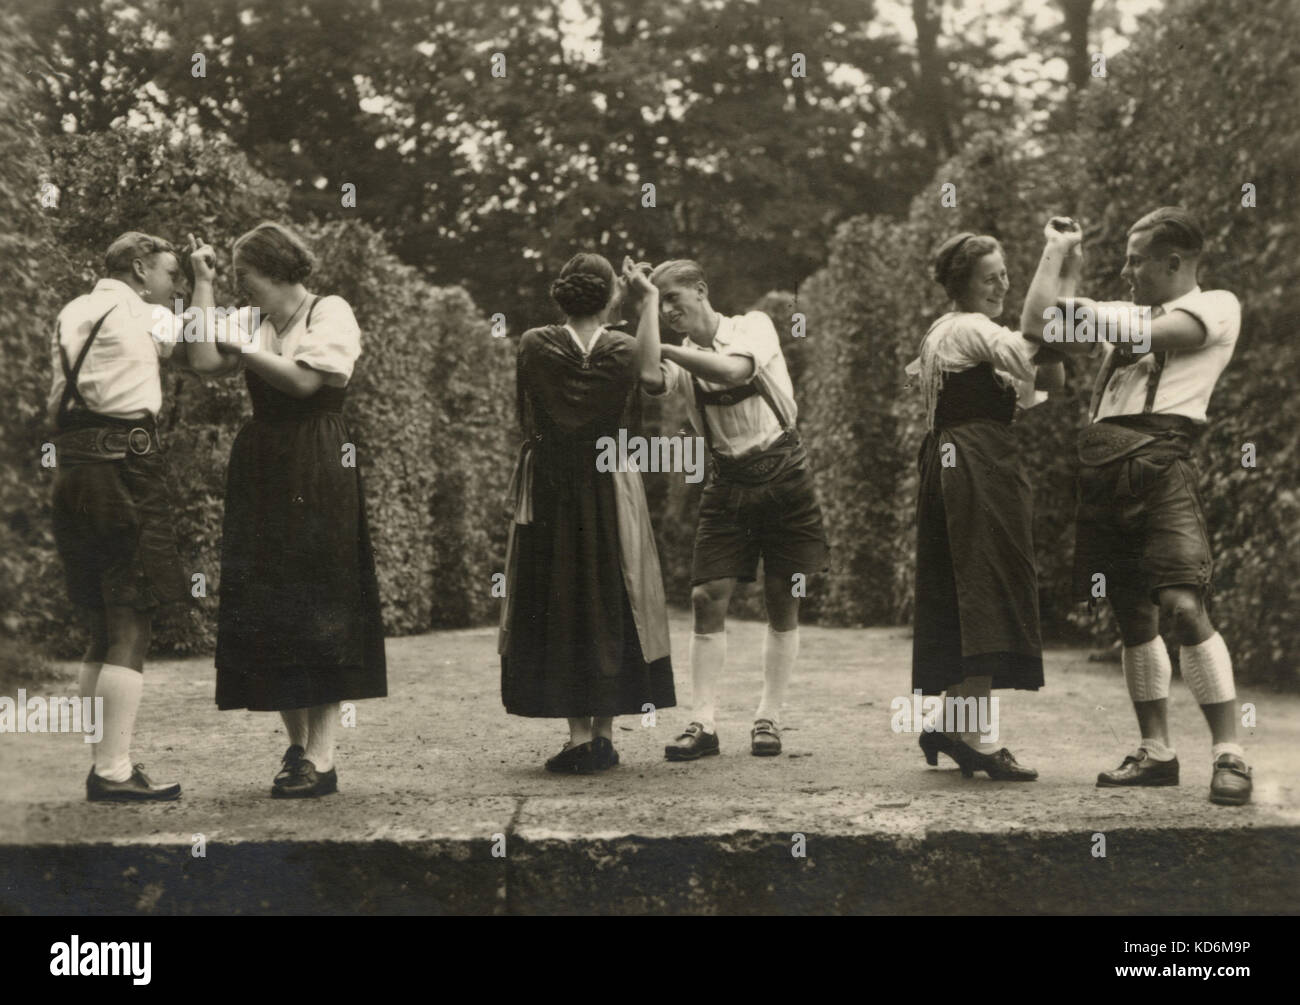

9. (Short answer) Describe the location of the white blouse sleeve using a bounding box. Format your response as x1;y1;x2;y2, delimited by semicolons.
943;314;1046;409
291;295;362;383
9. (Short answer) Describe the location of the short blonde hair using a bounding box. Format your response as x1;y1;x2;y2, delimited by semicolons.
651;259;707;289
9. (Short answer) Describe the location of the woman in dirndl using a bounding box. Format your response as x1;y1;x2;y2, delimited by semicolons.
500;253;676;773
192;221;387;798
907;220;1080;781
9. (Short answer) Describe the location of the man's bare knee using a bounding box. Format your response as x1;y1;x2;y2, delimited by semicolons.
1158;588;1210;644
692;581;732;632
105;607;152;670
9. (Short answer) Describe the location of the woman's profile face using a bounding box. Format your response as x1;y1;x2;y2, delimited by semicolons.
958;250;1010;318
233;255;276;307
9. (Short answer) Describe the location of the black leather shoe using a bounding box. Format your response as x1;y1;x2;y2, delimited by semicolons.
1209;754;1252;805
273;744;305;787
750;718;782;756
86;764;181;802
590;736;620;771
951;739;1038;781
545;740;598;774
271;758;338;798
1096;749;1179;787
919;729;959;766
665;722;720;761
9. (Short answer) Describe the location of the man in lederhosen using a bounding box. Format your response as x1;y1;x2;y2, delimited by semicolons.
1040;207;1250;805
639;260;828;760
49;231;216;801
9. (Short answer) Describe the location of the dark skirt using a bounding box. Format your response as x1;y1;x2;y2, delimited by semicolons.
501;443;675;718
912;419;1044;694
215;396;387;712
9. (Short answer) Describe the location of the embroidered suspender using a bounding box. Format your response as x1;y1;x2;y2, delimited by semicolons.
689;372;792;457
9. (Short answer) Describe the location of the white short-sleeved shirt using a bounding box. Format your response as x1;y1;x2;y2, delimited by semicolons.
220;295;362;387
906;312;1048;421
1090;287;1240;423
48;278;186;420
647;311;796;458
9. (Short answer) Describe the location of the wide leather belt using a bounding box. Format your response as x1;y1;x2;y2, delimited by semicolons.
54;425;160;464
1076;420;1191;467
712;430;806;485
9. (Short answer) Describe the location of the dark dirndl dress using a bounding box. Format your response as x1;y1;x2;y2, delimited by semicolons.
500;326;676;718
912;362;1044;694
215;369;387;711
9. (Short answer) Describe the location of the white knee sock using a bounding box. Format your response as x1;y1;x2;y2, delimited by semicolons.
94;664;142;783
755;626;798;727
1181;632;1236;706
1123;638;1172;702
689;632;725;733
280;708;310;749
304;702;340;773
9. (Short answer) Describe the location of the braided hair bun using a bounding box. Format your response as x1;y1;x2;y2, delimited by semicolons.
550;252;617;318
550;272;611;317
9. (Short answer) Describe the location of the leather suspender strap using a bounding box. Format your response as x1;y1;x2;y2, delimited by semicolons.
749;374;794;435
1087;350;1118;422
1090;305;1169;420
57;306;117;419
690;376;717;457
1143;351;1169;414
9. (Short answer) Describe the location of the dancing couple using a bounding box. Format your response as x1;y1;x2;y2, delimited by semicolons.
50;222;386;801
911;207;1248;805
500;253;828;771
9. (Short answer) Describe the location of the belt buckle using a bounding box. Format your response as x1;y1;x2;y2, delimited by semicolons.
127;427;152;455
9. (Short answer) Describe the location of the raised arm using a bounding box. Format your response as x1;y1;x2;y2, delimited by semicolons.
1021;216;1082;339
623;258;666;393
178;234;234;376
1029;240;1083;386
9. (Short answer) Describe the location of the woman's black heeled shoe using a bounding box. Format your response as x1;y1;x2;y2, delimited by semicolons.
950;738;1038;781
918;730;960;766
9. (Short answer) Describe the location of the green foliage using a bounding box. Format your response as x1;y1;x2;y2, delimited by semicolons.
0;16;70;651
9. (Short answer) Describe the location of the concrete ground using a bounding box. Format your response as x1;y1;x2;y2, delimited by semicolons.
2;610;1297;915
